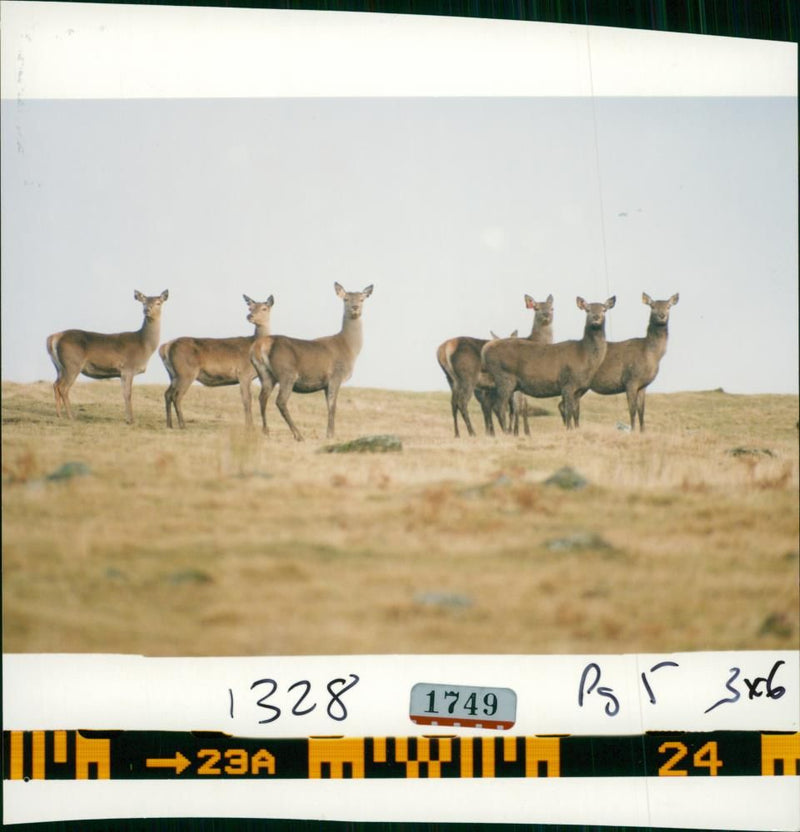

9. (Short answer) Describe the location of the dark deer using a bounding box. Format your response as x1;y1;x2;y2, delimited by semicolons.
160;295;274;429
437;294;554;437
582;292;679;431
482;296;615;432
46;289;169;423
251;283;373;441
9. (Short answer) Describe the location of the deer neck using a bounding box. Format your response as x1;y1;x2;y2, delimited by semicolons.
339;312;364;357
139;313;162;352
529;319;553;341
252;321;271;338
582;321;607;358
646;319;669;358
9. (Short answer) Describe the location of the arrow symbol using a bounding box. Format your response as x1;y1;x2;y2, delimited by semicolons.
146;752;191;775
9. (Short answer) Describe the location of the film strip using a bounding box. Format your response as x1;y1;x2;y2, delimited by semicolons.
5;730;799;781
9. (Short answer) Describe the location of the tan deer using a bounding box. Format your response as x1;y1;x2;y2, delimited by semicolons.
160;294;274;429
583;292;679;431
482;296;615;432
251;283;374;441
46;289;169;424
437;294;554;437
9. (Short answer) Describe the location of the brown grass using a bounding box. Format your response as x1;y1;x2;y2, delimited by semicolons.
2;380;798;656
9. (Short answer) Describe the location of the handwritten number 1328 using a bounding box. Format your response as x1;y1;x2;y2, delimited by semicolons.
229;675;360;724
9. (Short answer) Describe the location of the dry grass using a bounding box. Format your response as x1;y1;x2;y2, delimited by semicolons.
2;379;798;656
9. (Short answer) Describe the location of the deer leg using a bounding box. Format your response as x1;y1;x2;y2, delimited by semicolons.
454;381;476;437
493;393;512;436
274;377;303;441
625;386;638;431
256;373;274;436
324;382;342;439
474;388;494;436
54;365;81;420
164;383;174;428
53;379;65;418
121;373;135;424
561;390;578;430
443;377;460;438
572;389;585;428
170;375;197;430
492;378;515;435
239;375;255;429
637;390;646;432
521;394;531;436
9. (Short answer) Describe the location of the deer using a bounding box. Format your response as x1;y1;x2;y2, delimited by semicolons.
159;295;274;429
437;294;554;438
481;296;615;433
576;292;679;431
250;282;373;441
46;289;169;424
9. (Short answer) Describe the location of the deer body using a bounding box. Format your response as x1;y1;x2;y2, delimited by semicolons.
160;295;274;429
482;296;615;432
437;294;554;438
46;290;169;423
587;292;679;431
251;283;373;441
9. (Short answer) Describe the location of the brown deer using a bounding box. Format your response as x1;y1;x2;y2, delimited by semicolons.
481;296;615;433
250;283;373;441
437;294;554;437
159;295;274;429
46;289;169;424
581;292;679;431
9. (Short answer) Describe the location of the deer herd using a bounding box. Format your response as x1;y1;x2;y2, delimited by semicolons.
46;284;678;438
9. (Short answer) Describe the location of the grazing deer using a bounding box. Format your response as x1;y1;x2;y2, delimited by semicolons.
251;283;373;441
46;289;169;424
437;294;554;438
159;295;274;429
582;292;679;431
482;296;615;433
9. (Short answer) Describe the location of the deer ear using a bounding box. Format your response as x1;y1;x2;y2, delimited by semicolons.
334;282;346;298
510;329;518;338
363;285;374;297
160;290;169;301
642;292;652;305
576;297;586;310
134;290;145;302
670;292;679;306
546;294;554;303
243;294;255;307
606;296;616;309
490;330;500;340
524;295;534;309
266;295;275;307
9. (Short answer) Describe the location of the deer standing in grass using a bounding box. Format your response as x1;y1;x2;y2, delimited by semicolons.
437;294;554;438
46;289;169;424
160;295;274;429
578;292;679;431
251;283;373;441
481;296;615;433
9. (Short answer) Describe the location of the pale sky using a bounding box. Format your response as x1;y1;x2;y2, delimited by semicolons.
2;4;797;395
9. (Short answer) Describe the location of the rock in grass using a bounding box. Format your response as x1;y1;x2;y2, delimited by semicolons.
729;447;775;458
545;531;613;552
319;435;402;454
414;591;473;609
544;466;588;490
166;569;213;586
46;461;91;481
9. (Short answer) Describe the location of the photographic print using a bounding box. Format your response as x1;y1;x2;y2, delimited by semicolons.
1;2;798;826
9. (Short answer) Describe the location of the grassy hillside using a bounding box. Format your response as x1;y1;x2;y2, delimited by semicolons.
2;379;798;656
